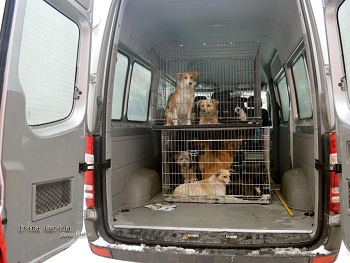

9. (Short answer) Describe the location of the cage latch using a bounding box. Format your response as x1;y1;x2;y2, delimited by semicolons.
315;160;342;173
79;159;111;173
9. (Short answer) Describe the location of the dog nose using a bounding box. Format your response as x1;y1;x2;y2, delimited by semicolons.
189;82;192;86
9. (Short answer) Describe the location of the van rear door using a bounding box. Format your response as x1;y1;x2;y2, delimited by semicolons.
0;0;92;262
324;0;350;250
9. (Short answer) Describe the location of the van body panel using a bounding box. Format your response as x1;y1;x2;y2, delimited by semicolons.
324;0;350;250
0;0;93;261
0;0;347;261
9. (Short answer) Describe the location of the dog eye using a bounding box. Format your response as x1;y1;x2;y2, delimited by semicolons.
185;76;188;79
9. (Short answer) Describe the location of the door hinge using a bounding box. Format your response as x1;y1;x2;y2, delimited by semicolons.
79;159;111;173
338;76;347;91
315;160;342;173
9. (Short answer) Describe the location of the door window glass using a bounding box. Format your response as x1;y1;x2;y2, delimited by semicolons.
292;56;313;119
111;53;129;120
277;76;290;123
127;63;151;121
18;0;79;125
338;0;350;100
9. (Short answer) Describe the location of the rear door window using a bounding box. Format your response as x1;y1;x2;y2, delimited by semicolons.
338;0;350;100
18;0;79;125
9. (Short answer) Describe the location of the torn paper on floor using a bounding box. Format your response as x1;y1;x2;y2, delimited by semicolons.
145;203;177;211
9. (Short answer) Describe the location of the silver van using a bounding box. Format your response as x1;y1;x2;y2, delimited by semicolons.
0;0;350;262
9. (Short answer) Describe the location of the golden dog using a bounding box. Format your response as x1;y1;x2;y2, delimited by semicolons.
172;169;231;197
197;99;219;124
166;71;199;125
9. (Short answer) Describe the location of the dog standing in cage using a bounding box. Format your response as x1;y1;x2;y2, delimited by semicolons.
172;169;231;197
166;71;199;125
195;139;243;180
196;99;219;124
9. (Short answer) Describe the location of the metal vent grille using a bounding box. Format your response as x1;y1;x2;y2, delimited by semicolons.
35;179;71;216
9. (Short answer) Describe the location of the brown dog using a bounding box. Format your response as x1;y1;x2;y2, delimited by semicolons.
196;140;242;180
166;71;199;125
172;169;231;197
175;151;197;183
197;99;219;124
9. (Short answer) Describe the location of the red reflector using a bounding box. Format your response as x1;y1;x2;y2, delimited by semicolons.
329;133;340;214
312;253;337;263
90;244;111;258
329;133;337;154
84;135;95;208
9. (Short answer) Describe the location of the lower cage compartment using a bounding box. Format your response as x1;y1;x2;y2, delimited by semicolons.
160;126;271;203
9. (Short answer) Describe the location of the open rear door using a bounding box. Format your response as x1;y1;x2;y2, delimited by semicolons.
0;0;92;262
324;0;350;250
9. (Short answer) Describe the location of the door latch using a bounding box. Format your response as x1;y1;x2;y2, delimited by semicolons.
315;160;342;173
79;159;111;173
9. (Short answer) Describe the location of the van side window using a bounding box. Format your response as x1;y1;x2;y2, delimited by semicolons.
127;63;151;121
111;53;129;120
18;0;79;126
277;76;290;122
338;0;350;98
292;56;313;119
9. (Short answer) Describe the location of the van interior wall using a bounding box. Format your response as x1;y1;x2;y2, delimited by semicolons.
107;0;317;234
110;128;160;213
292;132;316;206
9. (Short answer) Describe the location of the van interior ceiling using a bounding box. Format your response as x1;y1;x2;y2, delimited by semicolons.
104;0;319;247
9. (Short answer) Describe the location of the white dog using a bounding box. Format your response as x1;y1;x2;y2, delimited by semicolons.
173;169;231;197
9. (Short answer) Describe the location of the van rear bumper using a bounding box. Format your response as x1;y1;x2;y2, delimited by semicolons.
89;239;338;263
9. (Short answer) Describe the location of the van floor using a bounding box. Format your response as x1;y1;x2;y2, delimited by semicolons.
112;192;314;233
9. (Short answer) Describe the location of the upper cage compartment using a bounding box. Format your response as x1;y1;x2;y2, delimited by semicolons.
151;41;262;128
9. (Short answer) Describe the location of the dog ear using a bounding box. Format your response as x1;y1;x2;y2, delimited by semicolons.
196;100;202;107
192;71;199;77
214;170;222;177
212;99;219;106
176;72;183;79
173;152;179;161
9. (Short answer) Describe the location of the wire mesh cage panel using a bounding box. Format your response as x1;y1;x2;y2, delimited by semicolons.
151;41;262;127
162;127;270;204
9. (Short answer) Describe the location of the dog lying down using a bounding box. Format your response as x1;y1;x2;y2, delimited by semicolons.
172;169;231;197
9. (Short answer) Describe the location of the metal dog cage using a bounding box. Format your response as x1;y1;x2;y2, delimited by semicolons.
150;41;262;126
161;127;271;204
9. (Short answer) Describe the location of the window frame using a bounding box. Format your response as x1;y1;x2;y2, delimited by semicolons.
276;74;290;123
126;61;152;122
291;54;313;119
111;51;129;121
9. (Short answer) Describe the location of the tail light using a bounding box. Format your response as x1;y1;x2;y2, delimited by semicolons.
84;135;95;209
329;133;340;214
312;253;337;263
0;218;7;263
90;244;111;258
